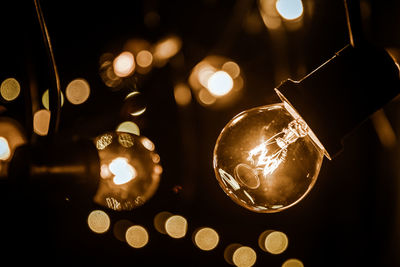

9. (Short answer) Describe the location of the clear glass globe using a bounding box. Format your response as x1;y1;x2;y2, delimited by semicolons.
93;131;162;211
213;103;325;213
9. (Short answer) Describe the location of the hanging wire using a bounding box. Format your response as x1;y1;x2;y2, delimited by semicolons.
34;0;61;136
344;0;365;48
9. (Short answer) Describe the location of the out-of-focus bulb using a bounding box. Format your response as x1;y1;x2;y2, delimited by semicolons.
94;132;161;211
213;102;325;212
0;137;11;161
275;0;304;21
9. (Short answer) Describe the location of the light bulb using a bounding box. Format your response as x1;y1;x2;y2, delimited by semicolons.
213;102;325;212
94;131;161;211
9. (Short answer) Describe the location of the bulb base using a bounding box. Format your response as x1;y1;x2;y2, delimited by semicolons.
276;44;400;158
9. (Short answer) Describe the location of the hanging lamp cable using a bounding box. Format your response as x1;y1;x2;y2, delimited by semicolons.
33;0;61;136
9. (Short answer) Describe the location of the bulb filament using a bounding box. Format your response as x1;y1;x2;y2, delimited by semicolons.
234;119;308;189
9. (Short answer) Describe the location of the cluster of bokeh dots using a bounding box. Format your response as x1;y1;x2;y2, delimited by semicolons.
87;209;304;267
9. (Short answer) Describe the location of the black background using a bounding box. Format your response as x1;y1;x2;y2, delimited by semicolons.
1;0;400;266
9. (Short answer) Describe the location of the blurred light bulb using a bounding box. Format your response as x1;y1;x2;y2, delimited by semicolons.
207;71;234;96
275;0;304;21
94;132;161;211
214;102;325;212
113;51;135;77
0;137;11;160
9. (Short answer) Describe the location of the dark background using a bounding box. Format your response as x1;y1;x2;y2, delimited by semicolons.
0;0;400;266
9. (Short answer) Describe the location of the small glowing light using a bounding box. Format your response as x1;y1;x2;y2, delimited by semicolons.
282;258;304;267
154;211;173;234
117;121;140;136
174;83;192;106
0;78;20;101
96;134;113;150
66;78;90;105
109;157;137;185
0;137;11;160
87;210;110;234
260;231;288;255
42;89;64;110
222;61;241;79
153;165;163;175
276;0;304;21
193;227;219;251
198;65;216;88
165;215;187;239
125;225;149;248
207;71;234;97
118;133;135;148
198;88;217;105
151;153;160;164
154;36;182;61
100;164;111;178
136;50;153;68
33;109;51;136
113;51;135;77
232;246;257;267
141;137;155;151
113;219;133;242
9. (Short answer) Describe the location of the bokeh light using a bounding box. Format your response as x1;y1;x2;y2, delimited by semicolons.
207;70;234;96
136;50;153;68
87;210;111;234
193;227;219;251
275;0;304;20
113;219;133;242
109;157;137;185
113;51;135;77
0;137;11;161
259;230;289;254
232;246;257;267
153;36;182;66
165;215;187;239
282;258;304;267
42;89;64;110
0;78;20;101
154;211;173;234
66;78;90;105
174;83;192;106
124;91;147;117
125;225;149;248
188;55;244;109
33;109;51;136
116;121;140;136
222;61;241;79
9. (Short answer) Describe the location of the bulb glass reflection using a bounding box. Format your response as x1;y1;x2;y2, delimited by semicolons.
214;103;324;212
94;132;161;211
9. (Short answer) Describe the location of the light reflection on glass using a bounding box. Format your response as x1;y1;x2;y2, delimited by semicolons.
87;210;110;234
113;51;135;77
123;91;147;117
0;78;20;101
33;109;51;136
66;78;90;105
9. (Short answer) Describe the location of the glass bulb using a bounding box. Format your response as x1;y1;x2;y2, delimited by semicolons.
94;132;161;211
213;102;325;212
